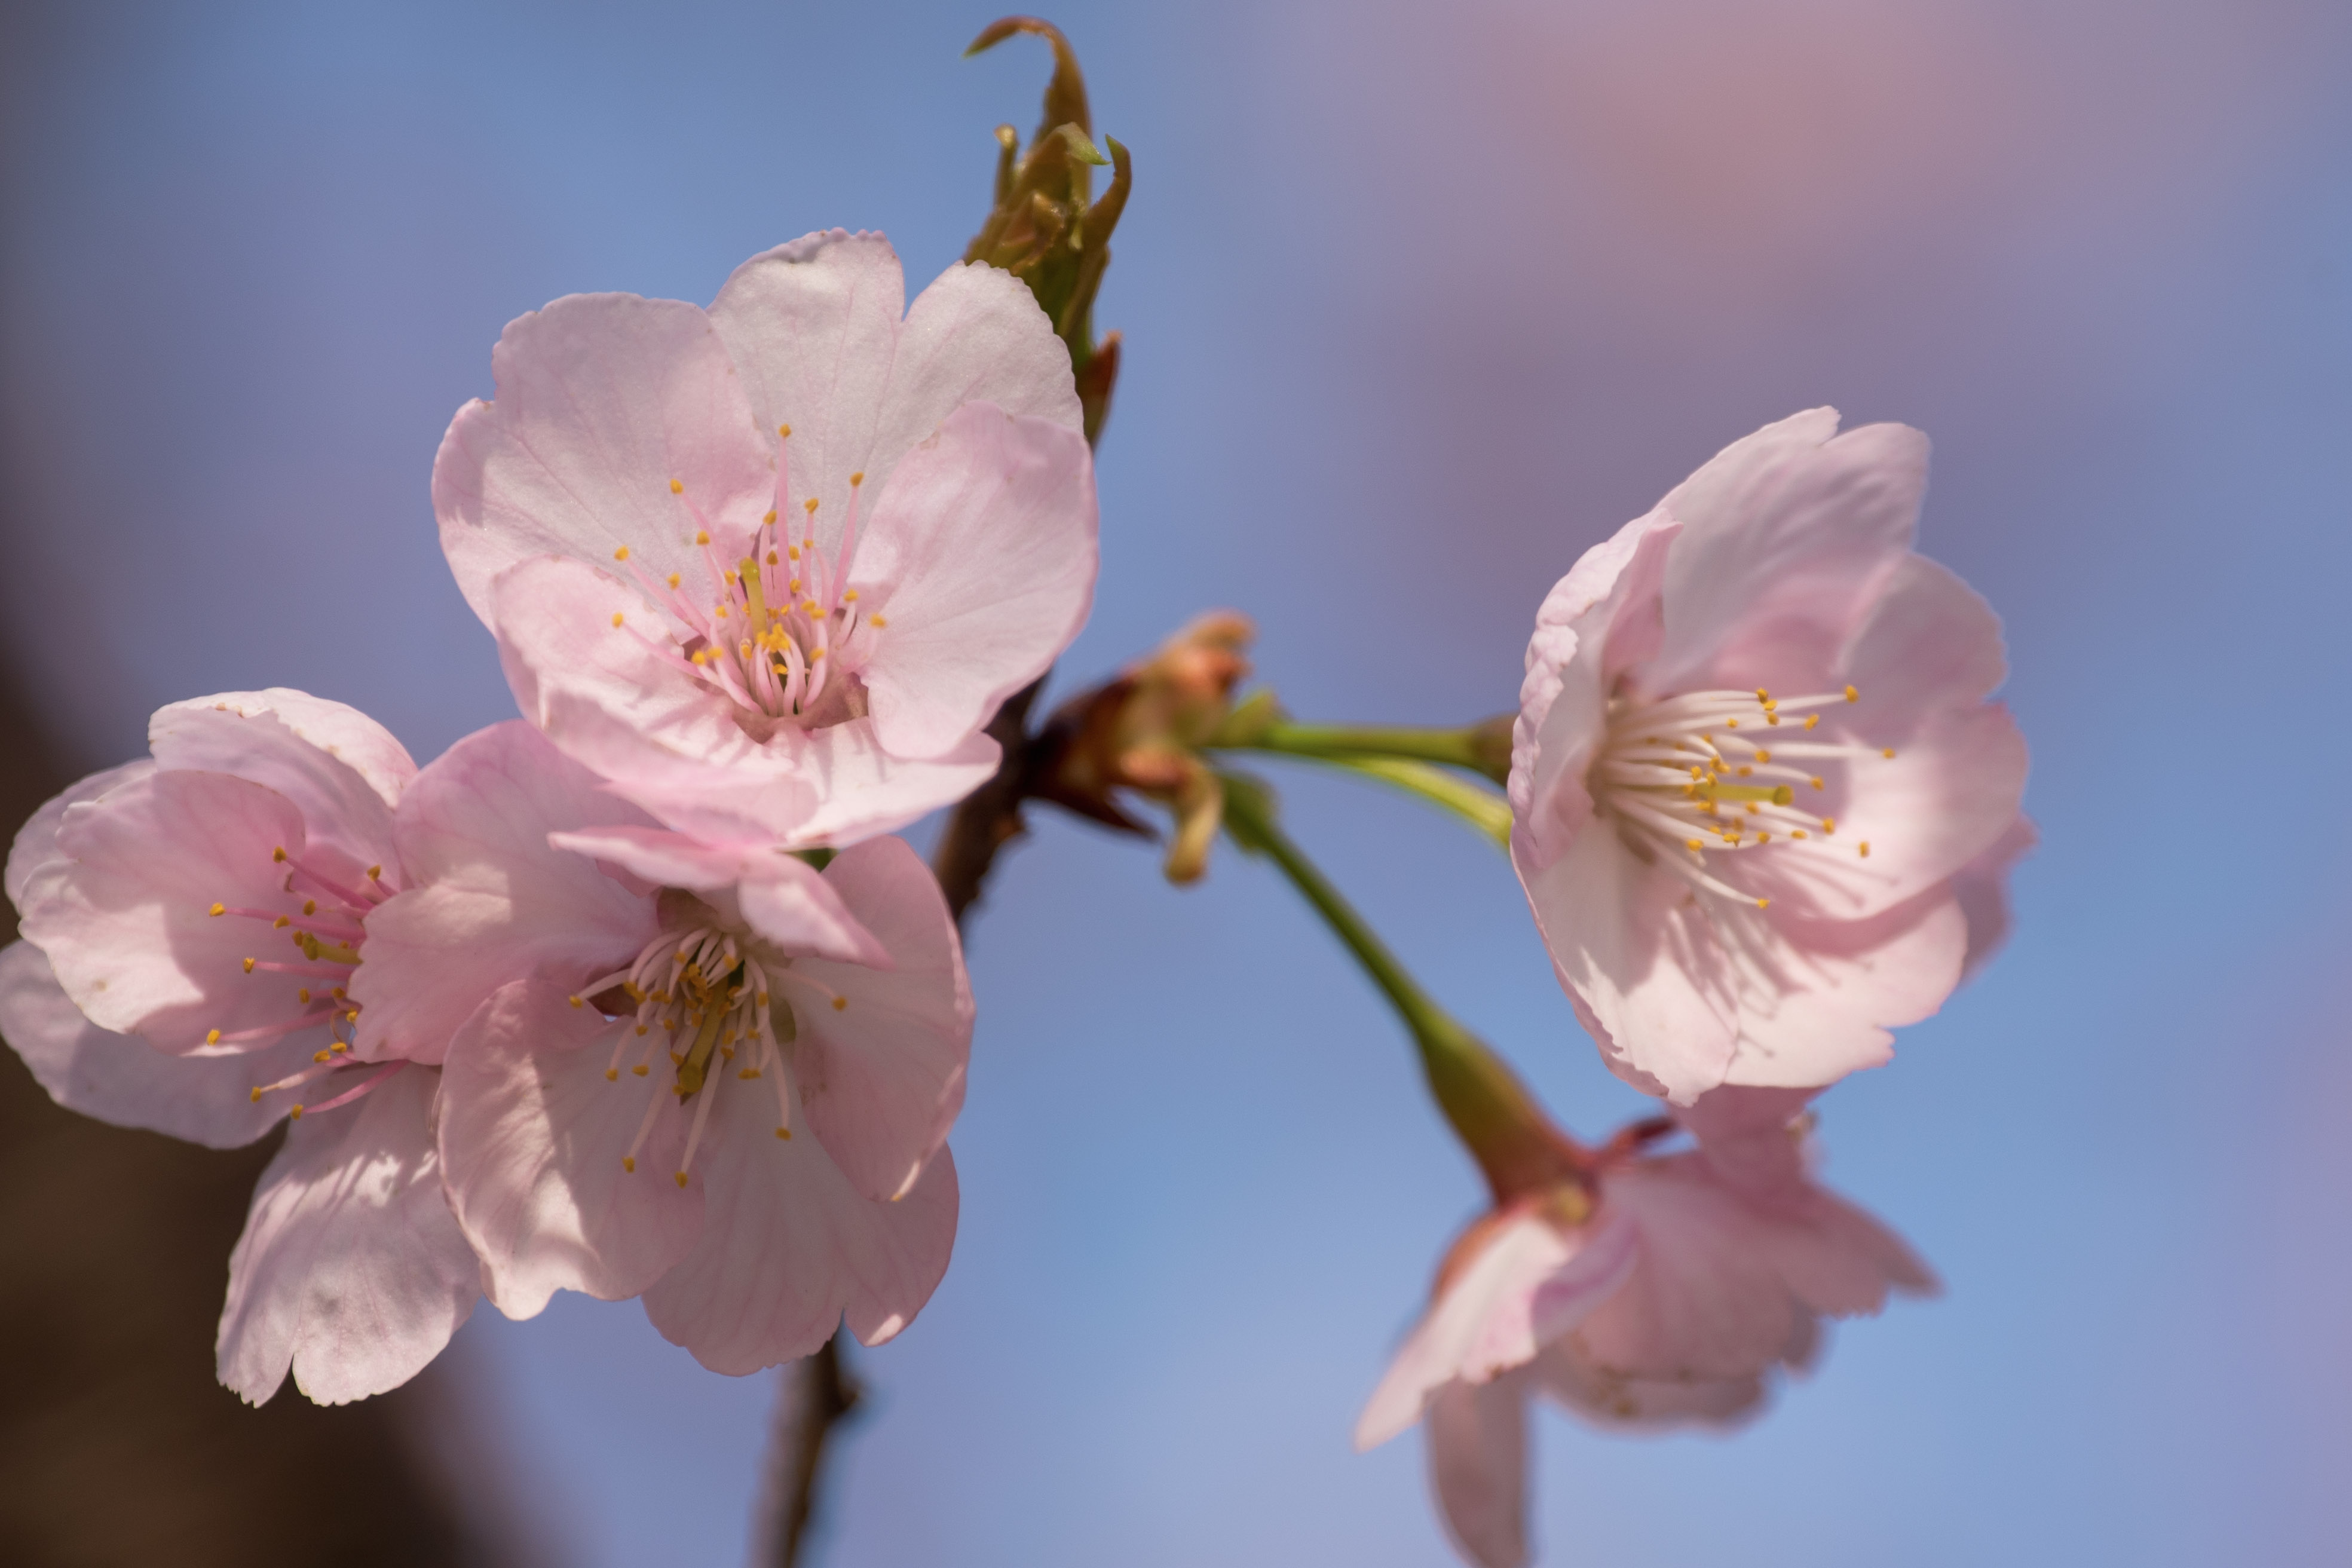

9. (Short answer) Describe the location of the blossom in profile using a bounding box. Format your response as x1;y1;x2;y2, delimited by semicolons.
360;721;967;1373
434;229;1100;849
1509;409;2030;1104
0;691;480;1404
1355;1090;1931;1568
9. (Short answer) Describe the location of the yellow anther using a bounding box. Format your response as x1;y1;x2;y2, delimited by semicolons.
669;478;684;494
622;1156;636;1172
367;865;382;880
738;1067;760;1079
288;1104;304;1120
767;549;780;565
604;1067;618;1082
298;988;310;1003
333;987;346;999
1755;897;1771;909
714;604;729;619
243;957;256;973
1754;749;1771;763
1792;829;1808;839
1737;765;1752;776
632;1062;649;1077
302;899;316;915
1810;777;1825;790
779;423;792;438
789;578;801;593
314;1049;332;1064
272;846;288;862
1726;718;1740;728
249;1087;264;1102
810;648;825;661
1766;713;1780;725
775;1127;792;1140
1756;688;1771;702
695;529;710;546
568;994;583;1009
1845;685;1859;702
209;901;226;917
667;572;681;589
803;497;819;514
1882;747;1897;759
1821;816;1838;834
842;589;859;601
345;1009;358;1023
763;509;777;525
635;1024;649;1036
831;996;847;1012
1805;713;1820;730
788;547;801;561
611;612;624;628
1689;765;1705;780
614;546;630;562
850;470;864;486
1756;832;1772;844
1685;837;1705;852
206;1028;222;1045
1859;841;1872;858
673;1171;689;1188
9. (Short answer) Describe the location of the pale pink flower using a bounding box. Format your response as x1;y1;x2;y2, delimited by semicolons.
433;229;1099;849
1356;1092;1931;1568
0;691;480;1404
359;721;967;1373
1509;408;2030;1104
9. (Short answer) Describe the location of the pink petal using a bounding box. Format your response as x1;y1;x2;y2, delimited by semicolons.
1647;412;1928;695
6;759;153;911
436;979;702;1318
353;722;660;1064
640;1077;959;1375
22;770;329;1052
707;233;1080;565
149;691;409;891
1673;1085;1820;1196
215;1064;480;1405
1427;1375;1532;1568
785;837;970;1202
1955;815;2038;984
1534;1340;1767;1429
854;404;1099;759
0;938;311;1147
1717;890;1969;1090
544;825;890;967
435;291;773;626
768;721;1001;848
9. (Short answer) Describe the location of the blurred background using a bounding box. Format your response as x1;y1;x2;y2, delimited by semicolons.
4;0;2349;1562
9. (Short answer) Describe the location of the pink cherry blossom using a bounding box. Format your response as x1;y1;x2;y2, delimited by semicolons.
0;693;480;1404
1356;1094;1931;1568
359;721;968;1373
1509;408;2031;1104
434;229;1100;849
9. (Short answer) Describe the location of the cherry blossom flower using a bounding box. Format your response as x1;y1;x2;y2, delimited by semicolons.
1509;408;2030;1104
359;721;967;1373
0;691;480;1404
434;229;1099;849
1355;1091;1931;1568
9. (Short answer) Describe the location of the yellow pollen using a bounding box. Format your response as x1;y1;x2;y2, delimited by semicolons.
314;1049;332;1064
206;1028;222;1045
1792;829;1808;839
1755;832;1772;843
775;1127;791;1140
611;612;624;628
695;529;710;546
1726;718;1739;728
779;423;792;437
367;865;382;880
669;479;683;494
289;1104;304;1119
1754;749;1771;762
1882;747;1897;759
209;901;226;917
1755;897;1770;909
1766;713;1781;725
715;604;729;619
568;994;583;1009
1810;777;1825;790
1685;837;1704;852
788;547;801;561
1822;817;1838;834
272;846;287;862
1845;685;1860;702
831;996;847;1011
811;648;826;662
635;1024;649;1036
302;900;317;915
623;1156;636;1173
243;957;256;973
1756;688;1771;702
767;549;780;565
298;988;310;1002
803;498;819;515
1738;765;1752;776
1805;714;1820;730
1859;841;1872;858
868;614;888;628
673;1171;688;1188
614;546;630;562
763;509;777;525
344;1009;358;1023
842;589;859;601
632;1063;649;1077
738;1067;760;1079
605;1067;618;1081
249;1088;263;1102
667;572;682;589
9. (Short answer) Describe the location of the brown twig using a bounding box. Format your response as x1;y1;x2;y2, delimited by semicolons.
757;1337;863;1567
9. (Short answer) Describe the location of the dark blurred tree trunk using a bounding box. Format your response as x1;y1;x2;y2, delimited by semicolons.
0;674;504;1567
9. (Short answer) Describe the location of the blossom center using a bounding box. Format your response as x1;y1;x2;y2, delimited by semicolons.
209;843;404;1117
608;434;890;733
1588;684;1891;908
586;915;849;1187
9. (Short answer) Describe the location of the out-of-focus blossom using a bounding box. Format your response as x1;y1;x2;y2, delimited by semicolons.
1509;409;2030;1104
1356;1090;1932;1568
434;229;1100;849
0;691;480;1404
362;722;966;1373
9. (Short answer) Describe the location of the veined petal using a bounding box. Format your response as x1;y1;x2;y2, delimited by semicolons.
546;826;890;968
0;939;310;1148
855;404;1099;759
641;1079;958;1375
6;760;153;911
149;691;409;884
1427;1375;1533;1568
216;1064;480;1405
785;837;970;1202
435;291;773;624
436;979;702;1318
354;722;660;1064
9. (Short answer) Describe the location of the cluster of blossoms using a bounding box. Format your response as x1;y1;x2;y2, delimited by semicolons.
0;47;2028;1560
0;232;1098;1400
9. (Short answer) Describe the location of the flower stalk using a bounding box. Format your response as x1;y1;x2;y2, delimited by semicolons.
1209;714;1515;785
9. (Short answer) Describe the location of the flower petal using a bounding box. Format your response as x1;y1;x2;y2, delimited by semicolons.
854;403;1099;759
215;1064;480;1405
435;291;773;624
354;722;660;1064
784;837;970;1202
1717;890;1968;1090
640;1077;959;1375
0;938;311;1147
5;760;153;911
436;978;702;1318
23;769;329;1052
543;825;890;968
1955;814;2038;984
1427;1374;1533;1568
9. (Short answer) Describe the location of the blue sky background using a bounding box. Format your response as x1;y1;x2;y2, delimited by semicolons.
5;1;2350;1563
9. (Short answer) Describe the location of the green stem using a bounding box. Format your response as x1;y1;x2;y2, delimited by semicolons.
1216;772;1572;1199
1278;754;1511;850
1212;718;1515;784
